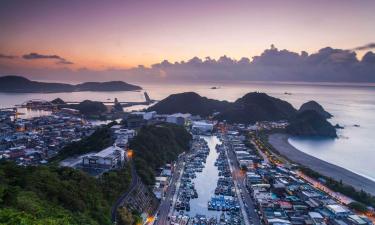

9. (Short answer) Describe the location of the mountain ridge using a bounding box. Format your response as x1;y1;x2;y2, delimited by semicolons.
0;75;142;93
148;91;297;123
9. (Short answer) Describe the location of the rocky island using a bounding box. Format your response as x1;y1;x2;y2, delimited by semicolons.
286;110;337;137
298;100;333;118
0;75;141;93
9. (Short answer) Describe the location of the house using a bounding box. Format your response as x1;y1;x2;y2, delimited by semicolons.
326;204;351;218
308;212;326;225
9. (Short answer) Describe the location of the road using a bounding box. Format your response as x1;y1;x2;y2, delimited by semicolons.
111;162;139;223
154;155;185;225
224;138;261;225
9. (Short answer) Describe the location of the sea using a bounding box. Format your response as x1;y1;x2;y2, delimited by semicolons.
1;81;374;181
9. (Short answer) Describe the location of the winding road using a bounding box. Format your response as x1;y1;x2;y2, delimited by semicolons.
111;162;139;223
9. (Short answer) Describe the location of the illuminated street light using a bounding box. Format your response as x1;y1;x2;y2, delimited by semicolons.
127;149;134;159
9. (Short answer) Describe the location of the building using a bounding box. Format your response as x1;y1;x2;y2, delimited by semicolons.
114;128;136;139
345;215;368;225
326;204;351;218
82;146;125;169
131;111;156;120
191;121;214;134
113;128;136;148
309;212;326;225
60;108;80;115
166;113;191;126
123;113;145;128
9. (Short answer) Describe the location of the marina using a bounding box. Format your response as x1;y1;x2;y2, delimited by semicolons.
170;135;246;225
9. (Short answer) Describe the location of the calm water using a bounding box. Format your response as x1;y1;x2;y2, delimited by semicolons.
1;82;374;180
188;135;221;218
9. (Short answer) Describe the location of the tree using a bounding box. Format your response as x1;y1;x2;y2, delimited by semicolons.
117;207;134;225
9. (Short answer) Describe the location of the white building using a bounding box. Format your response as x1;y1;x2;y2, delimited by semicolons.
192;121;214;134
308;212;325;225
114;129;136;139
82;146;125;169
326;204;350;218
131;111;156;120
166;113;191;126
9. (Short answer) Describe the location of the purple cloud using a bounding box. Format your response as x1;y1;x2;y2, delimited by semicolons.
352;43;375;51
22;52;73;65
0;54;17;59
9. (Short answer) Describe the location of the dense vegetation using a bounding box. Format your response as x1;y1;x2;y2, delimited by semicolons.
130;123;192;185
0;161;132;225
0;75;141;93
51;97;66;106
74;81;141;92
68;100;108;117
215;92;297;123
298;100;332;118
286;110;337;137
148;92;231;116
149;92;338;137
117;207;142;225
51;124;114;162
300;166;375;209
149;92;297;124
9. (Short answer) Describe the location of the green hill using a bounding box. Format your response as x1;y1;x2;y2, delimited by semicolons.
286;110;337;137
148;92;230;116
0;162;131;225
215;92;297;123
149;92;297;123
130;123;192;185
298;100;332;118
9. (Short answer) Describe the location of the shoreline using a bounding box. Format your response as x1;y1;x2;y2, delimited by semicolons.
268;133;375;196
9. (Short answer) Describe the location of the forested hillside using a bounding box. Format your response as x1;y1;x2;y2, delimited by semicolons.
0;162;131;225
130;123;192;185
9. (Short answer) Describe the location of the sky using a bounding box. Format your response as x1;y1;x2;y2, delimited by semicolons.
0;0;374;82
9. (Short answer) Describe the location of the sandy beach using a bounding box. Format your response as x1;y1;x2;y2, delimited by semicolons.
269;133;375;196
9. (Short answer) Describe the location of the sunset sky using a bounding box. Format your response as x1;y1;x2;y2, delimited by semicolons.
1;0;375;79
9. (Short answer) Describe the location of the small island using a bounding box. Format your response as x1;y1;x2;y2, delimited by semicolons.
286;110;337;138
0;75;142;93
298;100;332;118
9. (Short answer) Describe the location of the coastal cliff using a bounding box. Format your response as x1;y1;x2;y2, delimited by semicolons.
286;110;337;137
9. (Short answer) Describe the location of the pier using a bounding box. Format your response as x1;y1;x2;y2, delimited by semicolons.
7;91;156;110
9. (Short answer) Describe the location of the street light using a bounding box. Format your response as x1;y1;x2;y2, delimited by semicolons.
127;149;134;159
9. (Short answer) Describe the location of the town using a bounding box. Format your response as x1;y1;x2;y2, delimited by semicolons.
153;123;374;225
1;102;374;225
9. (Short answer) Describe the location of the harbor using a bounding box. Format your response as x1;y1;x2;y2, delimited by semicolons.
169;135;246;225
